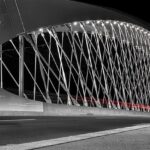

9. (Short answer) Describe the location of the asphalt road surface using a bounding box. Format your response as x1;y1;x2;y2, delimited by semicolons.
0;116;150;146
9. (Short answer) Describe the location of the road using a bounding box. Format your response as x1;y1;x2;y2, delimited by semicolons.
0;116;150;146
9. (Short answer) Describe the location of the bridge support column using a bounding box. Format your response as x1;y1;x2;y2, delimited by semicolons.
19;35;24;97
0;44;2;88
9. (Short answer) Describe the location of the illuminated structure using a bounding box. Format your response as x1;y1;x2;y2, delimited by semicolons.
0;0;150;112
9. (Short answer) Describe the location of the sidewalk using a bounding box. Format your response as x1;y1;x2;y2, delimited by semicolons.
36;126;150;150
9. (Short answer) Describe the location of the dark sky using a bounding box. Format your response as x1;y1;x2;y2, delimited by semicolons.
73;0;150;27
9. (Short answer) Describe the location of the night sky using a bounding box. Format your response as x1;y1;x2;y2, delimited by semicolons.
73;0;150;28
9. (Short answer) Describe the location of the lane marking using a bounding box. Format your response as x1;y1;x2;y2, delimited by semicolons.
0;119;36;122
0;124;150;150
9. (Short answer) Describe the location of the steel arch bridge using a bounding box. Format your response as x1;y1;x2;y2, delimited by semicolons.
0;0;150;113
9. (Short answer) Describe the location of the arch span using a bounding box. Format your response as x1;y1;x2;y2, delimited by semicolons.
1;20;150;113
0;0;149;44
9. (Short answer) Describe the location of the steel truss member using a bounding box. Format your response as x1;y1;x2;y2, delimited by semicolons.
1;20;150;112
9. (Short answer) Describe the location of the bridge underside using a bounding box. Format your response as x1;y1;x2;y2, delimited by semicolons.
0;20;150;113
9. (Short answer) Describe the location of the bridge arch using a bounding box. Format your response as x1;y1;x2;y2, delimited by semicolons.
0;0;150;112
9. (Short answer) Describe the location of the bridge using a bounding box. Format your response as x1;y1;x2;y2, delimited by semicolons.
0;0;150;149
0;0;150;116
